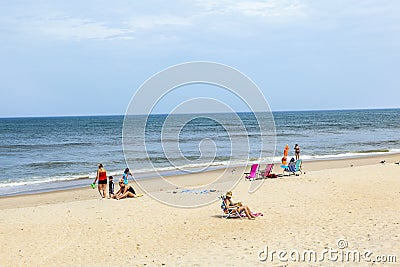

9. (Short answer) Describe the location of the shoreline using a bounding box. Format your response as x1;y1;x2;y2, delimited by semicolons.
1;152;399;209
1;148;399;197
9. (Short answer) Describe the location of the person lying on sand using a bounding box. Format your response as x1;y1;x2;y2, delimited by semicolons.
224;191;256;220
113;179;142;200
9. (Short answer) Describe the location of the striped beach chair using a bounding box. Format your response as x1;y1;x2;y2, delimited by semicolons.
220;195;242;219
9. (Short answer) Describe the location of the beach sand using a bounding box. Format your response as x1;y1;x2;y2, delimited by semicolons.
0;154;399;266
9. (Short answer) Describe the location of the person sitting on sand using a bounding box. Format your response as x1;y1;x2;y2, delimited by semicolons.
113;179;139;200
224;191;256;220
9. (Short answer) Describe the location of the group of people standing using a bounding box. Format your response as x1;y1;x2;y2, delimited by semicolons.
92;164;140;199
282;144;301;165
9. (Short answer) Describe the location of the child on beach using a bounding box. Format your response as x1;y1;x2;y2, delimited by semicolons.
122;168;133;185
108;176;115;199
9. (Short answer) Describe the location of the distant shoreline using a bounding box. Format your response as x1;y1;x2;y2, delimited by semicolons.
2;149;400;197
1;107;399;119
1;151;399;201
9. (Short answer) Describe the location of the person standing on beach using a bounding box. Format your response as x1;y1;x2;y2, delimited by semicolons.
122;168;133;185
294;144;300;160
93;163;107;198
108;176;115;199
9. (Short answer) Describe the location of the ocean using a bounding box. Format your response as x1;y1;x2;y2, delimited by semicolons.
1;109;399;196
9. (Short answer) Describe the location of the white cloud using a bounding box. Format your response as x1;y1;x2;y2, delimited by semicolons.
30;16;133;40
233;1;306;17
194;0;308;19
16;14;192;41
127;15;192;30
2;1;309;42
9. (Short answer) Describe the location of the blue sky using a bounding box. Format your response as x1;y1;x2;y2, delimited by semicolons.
0;0;399;117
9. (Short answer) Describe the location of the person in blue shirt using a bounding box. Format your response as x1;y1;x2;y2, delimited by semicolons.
122;168;133;185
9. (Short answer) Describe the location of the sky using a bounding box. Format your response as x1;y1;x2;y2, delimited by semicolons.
0;0;399;117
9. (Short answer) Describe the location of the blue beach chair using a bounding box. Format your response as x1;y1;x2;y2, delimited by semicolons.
282;159;303;176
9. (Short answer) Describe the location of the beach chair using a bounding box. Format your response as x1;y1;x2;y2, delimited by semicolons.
220;195;242;219
259;163;274;178
282;159;302;176
244;164;259;180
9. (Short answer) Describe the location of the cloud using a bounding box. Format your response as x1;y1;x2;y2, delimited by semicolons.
194;0;308;19
14;14;192;41
127;15;191;30
1;1;309;42
29;16;133;40
233;1;306;17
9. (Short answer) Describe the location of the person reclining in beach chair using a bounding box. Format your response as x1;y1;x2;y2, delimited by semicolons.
244;164;259;180
221;194;242;219
221;191;256;220
282;158;302;176
288;158;296;172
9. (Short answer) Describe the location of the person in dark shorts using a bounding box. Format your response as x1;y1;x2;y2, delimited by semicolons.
93;163;107;198
108;176;115;199
113;179;142;200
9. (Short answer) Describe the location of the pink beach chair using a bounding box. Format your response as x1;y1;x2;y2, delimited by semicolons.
259;163;274;178
244;164;260;180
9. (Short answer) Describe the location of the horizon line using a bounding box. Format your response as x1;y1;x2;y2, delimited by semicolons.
1;107;399;119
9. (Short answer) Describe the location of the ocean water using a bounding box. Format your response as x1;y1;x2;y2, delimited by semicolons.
0;109;399;196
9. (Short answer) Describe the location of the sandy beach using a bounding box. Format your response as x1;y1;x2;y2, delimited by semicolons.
1;154;399;266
